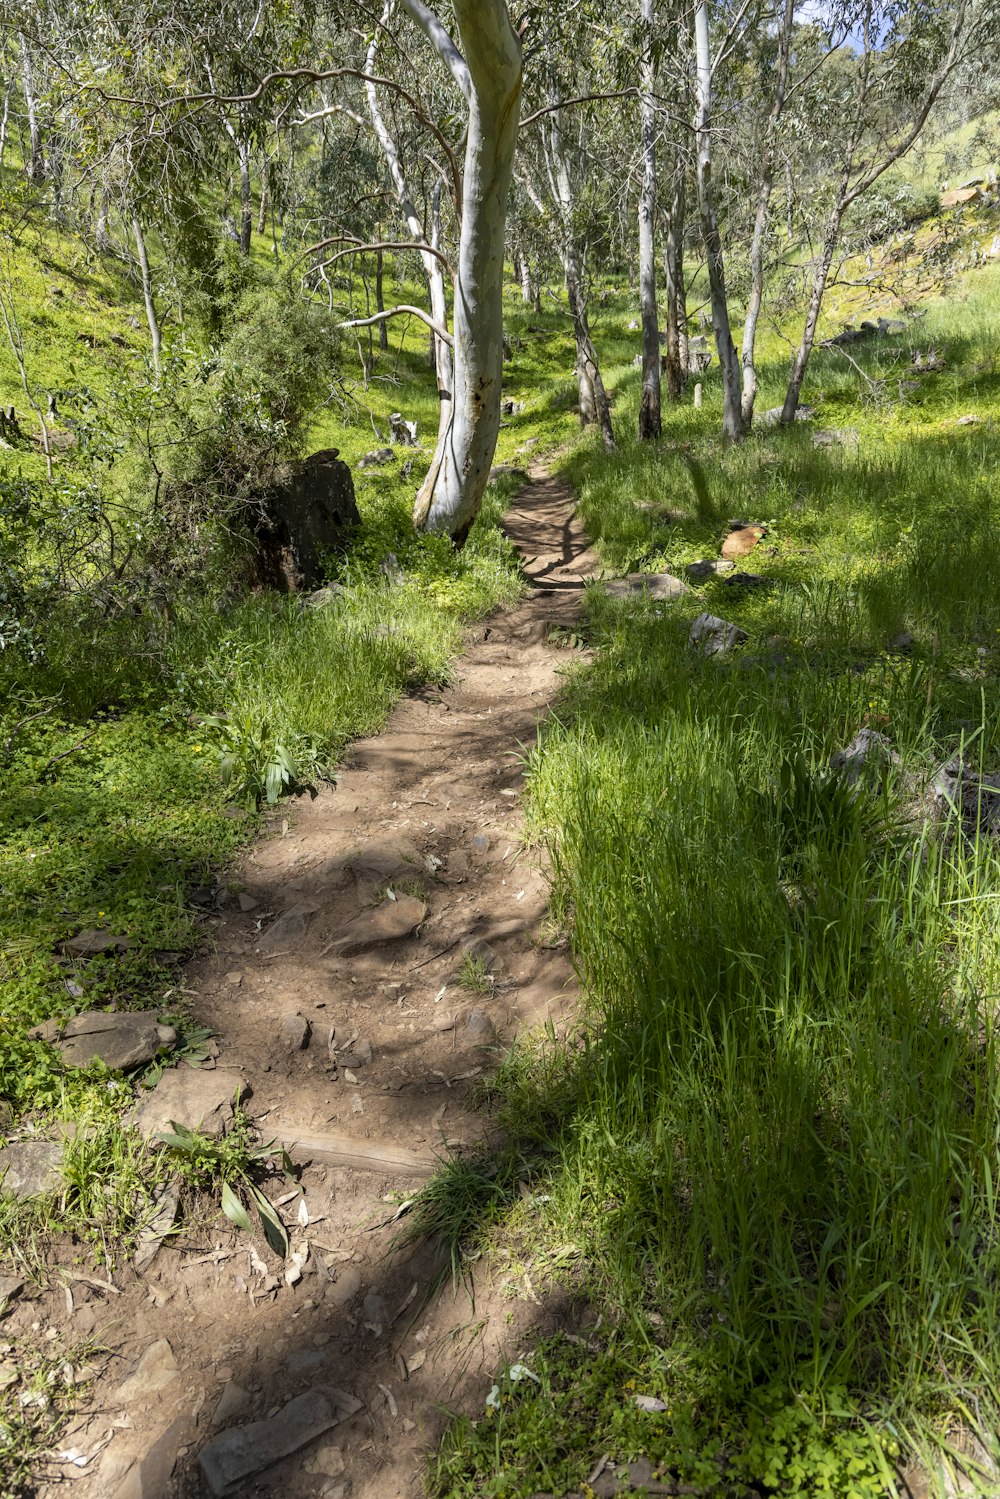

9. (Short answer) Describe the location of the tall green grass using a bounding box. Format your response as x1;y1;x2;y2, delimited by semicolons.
432;264;1000;1495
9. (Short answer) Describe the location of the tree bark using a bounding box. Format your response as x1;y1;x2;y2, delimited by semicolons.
132;215;161;383
0;78;13;172
19;35;43;185
409;0;523;541
740;0;794;430
694;0;744;441
664;161;685;398
638;0;661;440
375;247;389;350
238;135;253;254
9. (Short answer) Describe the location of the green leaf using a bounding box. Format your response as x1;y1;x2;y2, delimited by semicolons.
248;1182;289;1257
220;1180;254;1235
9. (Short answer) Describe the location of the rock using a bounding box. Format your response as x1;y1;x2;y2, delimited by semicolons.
114;1414;186;1499
931;756;1000;837
29;1011;176;1071
305;583;344;610
237;893;258;913
830;728;899;787
489;464;529;484
759;405;814;425
379;552;403;585
340;1039;372;1068
941;186;980;209
0;1142;63;1199
349;841;421;904
135;1068;250;1140
112;1339;179;1404
211;1382;251;1428
889;631;914;654
955;414;983;427
198;1387;362;1497
330;894;427;956
280;1014;311;1051
133;1181;180;1270
304;1443;345;1478
0;1276;24;1310
500;398;523;416
720;524;765;560
688;612;748;656
685;558;735;581
326;1266;362;1307
722;572;775;589
358;447;395;468
603;572;689;603
257;898;320;953
471;834;490;855
363;1290;388;1330
60;929;132;957
812;427;859;448
463;938;501;972
465;1010;495;1044
250;448;361;591
388;412;418;445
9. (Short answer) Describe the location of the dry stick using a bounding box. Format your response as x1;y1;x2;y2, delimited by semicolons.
38;730;97;780
2;705;53;764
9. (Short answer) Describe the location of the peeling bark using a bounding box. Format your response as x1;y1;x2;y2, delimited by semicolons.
638;0;661;440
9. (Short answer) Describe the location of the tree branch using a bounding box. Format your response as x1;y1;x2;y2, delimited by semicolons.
397;0;472;103
340;305;454;345
521;88;638;127
307;237;454;277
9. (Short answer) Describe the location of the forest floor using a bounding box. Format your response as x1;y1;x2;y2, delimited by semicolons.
11;463;597;1499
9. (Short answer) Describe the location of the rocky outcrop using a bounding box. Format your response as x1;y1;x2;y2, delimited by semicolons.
251;448;361;591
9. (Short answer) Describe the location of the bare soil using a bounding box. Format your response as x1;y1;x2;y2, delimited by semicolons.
21;466;597;1499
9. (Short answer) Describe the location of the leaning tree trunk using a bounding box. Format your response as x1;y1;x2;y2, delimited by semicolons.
411;0;523;541
664;161;686;398
132;215;161;383
694;0;744;441
375;247;389;350
740;0;794;430
637;0;661;439
779;190;846;423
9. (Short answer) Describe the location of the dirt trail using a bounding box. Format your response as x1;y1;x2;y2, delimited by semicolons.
36;466;598;1499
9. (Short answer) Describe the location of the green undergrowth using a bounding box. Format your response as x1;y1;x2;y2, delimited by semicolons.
428;260;1000;1497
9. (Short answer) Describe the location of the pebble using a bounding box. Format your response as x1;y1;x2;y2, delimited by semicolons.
279;1014;311;1051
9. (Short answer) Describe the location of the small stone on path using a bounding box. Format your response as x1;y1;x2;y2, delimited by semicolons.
465;1010;495;1044
258;899;321;953
198;1387;361;1497
112;1338;179;1404
330;894;427;956
237;893;258;913
279;1014;311;1051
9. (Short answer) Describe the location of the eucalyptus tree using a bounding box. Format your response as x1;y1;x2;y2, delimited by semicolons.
779;0;973;422
637;0;661;439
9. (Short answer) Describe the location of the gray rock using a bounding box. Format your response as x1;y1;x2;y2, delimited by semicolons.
280;1014;311;1051
889;631;914;654
112;1338;179;1404
250;448;360;592
471;834;490;855
330;894;427;956
759;405;814;425
931;756;1000;836
211;1382;251;1428
29;1011;176;1071
812;427;859;448
198;1388;362;1497
388;412;418;445
60;929;132;957
0;1275;24;1309
257;898;320;953
722;572;776;589
363;1290;388;1330
305;584;344;611
603;572;689;603
685;558;735;581
0;1141;63;1199
326;1265;362;1306
114;1414;186;1499
830;728;899;786
340;1038;372;1068
688;613;748;656
358;447;395;468
465;1009;495;1044
133;1181;180;1270
136;1068;250;1140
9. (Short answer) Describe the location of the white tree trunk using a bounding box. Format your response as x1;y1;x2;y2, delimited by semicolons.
664;160;685;398
694;0;744;441
132;215;161;383
638;0;661;440
19;35;43;185
410;0;522;541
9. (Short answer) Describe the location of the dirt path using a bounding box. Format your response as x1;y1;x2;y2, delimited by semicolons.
38;466;597;1499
